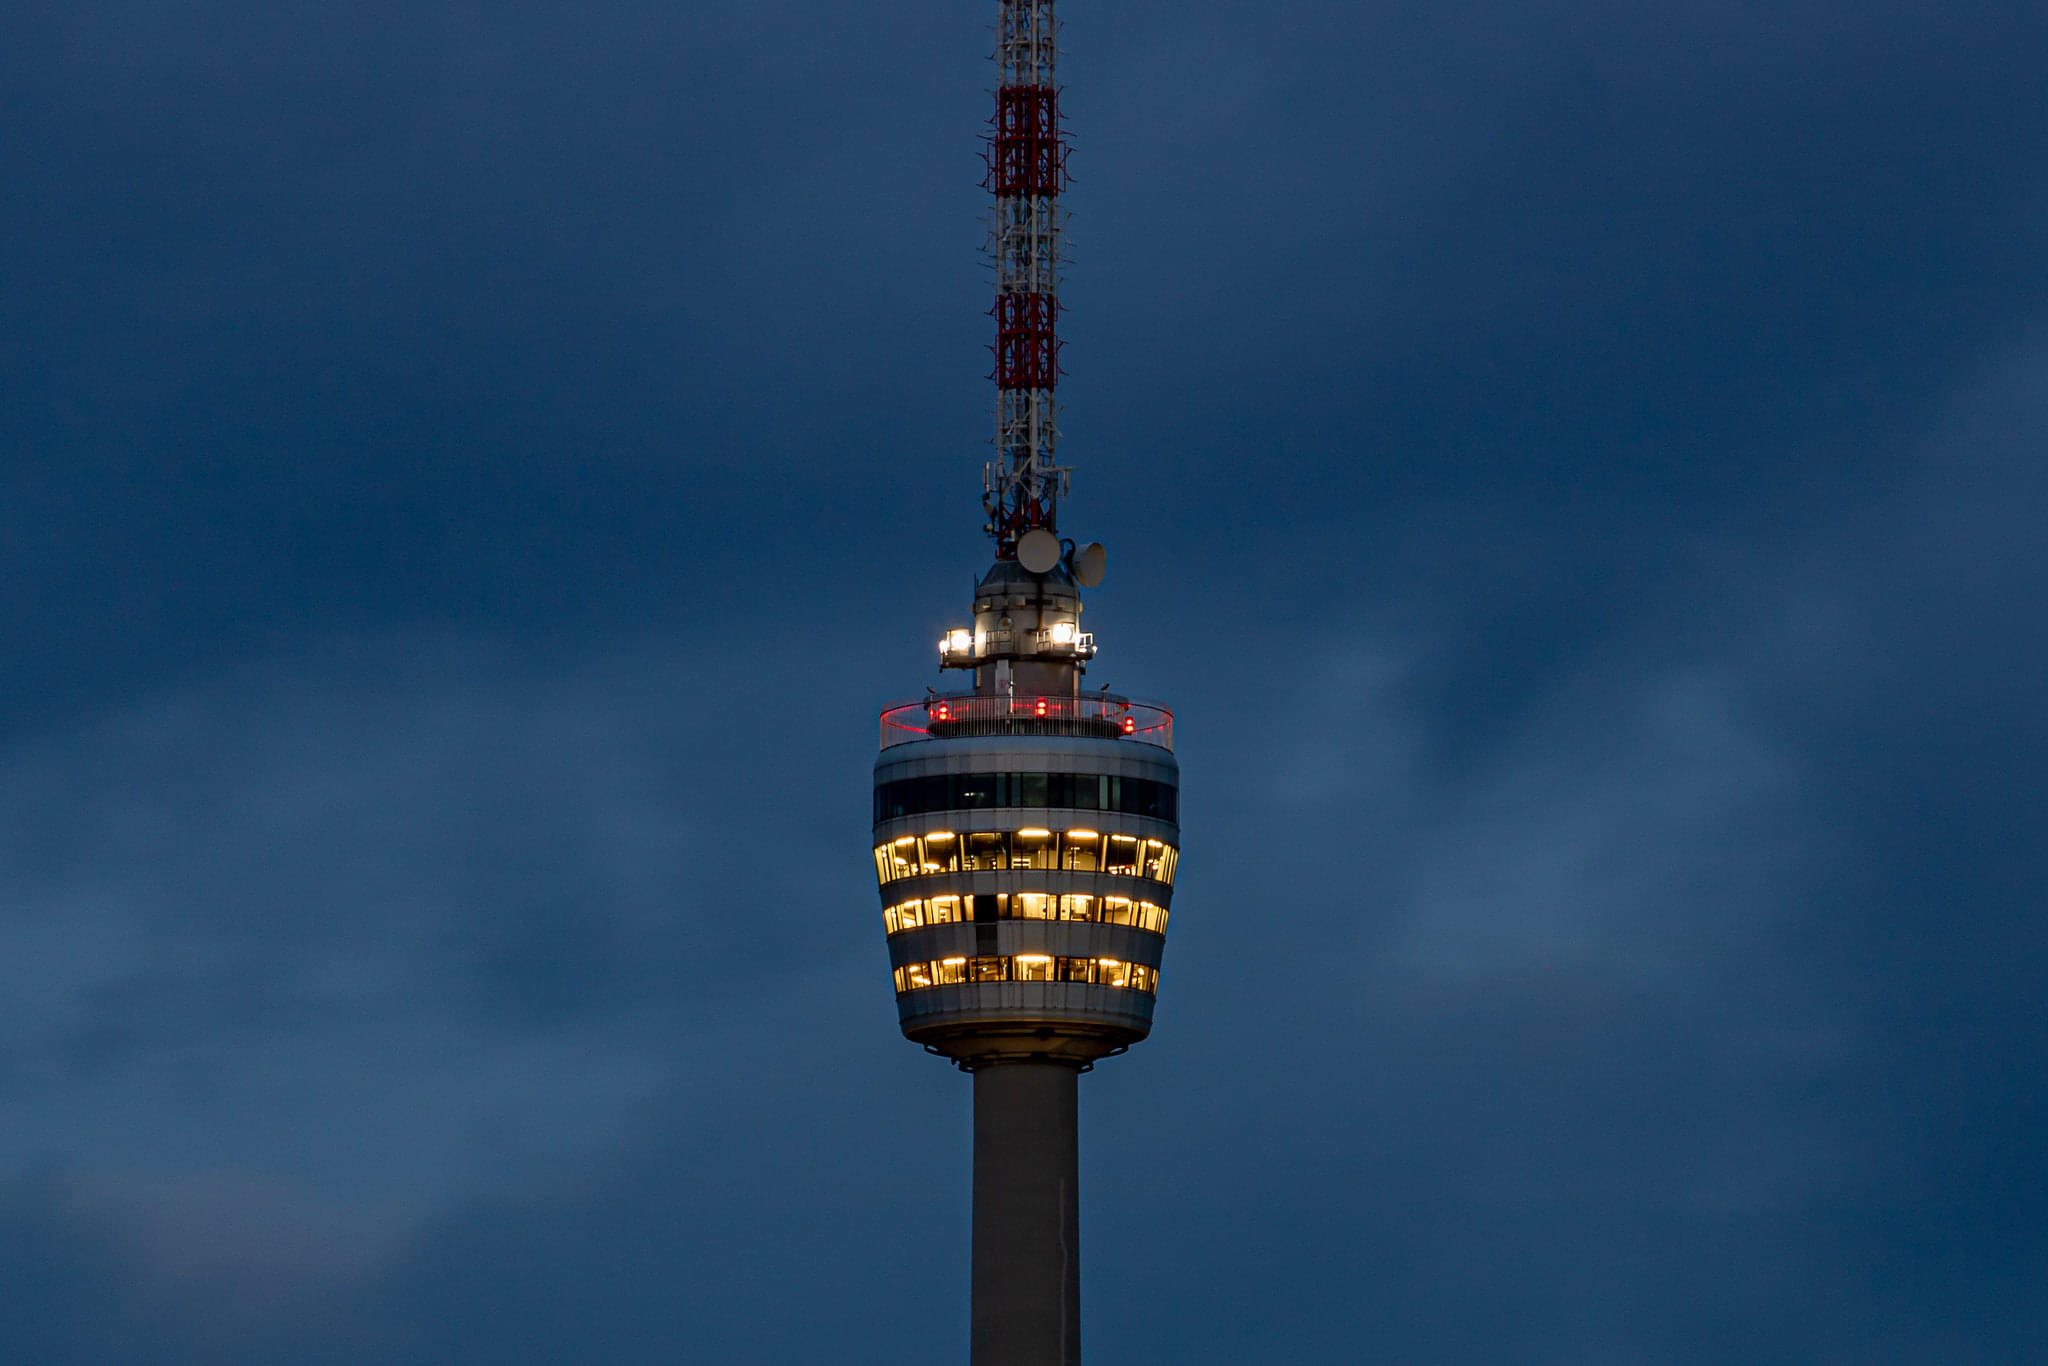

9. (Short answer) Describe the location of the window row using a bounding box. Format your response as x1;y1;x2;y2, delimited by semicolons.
875;772;1176;824
893;955;1160;994
883;892;1169;935
873;830;1179;886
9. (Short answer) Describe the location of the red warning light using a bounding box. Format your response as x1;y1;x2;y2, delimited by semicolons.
1035;698;1048;717
1122;716;1136;734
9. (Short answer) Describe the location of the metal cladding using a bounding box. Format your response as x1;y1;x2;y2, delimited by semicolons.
983;0;1070;560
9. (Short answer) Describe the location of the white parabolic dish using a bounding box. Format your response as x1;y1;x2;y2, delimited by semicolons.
1015;528;1062;574
1073;541;1106;587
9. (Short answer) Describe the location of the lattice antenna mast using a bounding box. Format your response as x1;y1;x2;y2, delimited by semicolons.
982;0;1070;558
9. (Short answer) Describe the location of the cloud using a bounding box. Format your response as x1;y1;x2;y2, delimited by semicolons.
0;637;766;1212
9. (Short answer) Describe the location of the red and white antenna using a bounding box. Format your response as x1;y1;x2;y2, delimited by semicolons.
982;0;1070;559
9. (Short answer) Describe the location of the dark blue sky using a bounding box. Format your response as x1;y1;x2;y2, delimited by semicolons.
4;1;2045;1361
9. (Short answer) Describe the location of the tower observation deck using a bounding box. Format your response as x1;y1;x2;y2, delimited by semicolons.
869;4;1178;1363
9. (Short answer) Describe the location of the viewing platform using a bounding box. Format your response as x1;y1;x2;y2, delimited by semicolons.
879;692;1174;751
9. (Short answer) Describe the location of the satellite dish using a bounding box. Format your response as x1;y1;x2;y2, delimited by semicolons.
1016;528;1062;574
1073;541;1106;587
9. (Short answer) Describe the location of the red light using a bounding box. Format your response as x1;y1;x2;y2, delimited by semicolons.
1035;698;1048;717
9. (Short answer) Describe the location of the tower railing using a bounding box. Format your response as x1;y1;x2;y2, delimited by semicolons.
879;693;1173;751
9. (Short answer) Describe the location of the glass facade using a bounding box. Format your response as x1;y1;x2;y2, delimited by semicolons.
893;956;1160;994
884;892;1168;935
873;830;1178;887
874;771;1176;823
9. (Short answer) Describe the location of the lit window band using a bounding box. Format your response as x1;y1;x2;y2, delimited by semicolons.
892;956;1160;994
884;893;1168;935
873;831;1178;887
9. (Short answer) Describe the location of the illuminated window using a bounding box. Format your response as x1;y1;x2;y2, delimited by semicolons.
1015;954;1055;982
966;832;1006;872
935;957;968;985
1059;893;1095;922
1016;893;1057;920
929;894;964;925
874;842;918;885
919;833;960;875
1014;829;1057;871
969;956;1008;983
1061;830;1100;872
1103;834;1140;877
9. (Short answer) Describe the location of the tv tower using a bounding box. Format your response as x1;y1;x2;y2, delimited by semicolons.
870;3;1180;1363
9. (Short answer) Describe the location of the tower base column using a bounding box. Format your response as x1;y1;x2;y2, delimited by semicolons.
972;1060;1082;1366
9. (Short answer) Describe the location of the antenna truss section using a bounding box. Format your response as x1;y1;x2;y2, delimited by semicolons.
983;0;1070;558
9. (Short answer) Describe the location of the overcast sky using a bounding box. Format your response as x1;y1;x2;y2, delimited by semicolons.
3;1;2045;1362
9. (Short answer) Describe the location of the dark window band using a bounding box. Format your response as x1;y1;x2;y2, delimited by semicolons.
874;772;1176;824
